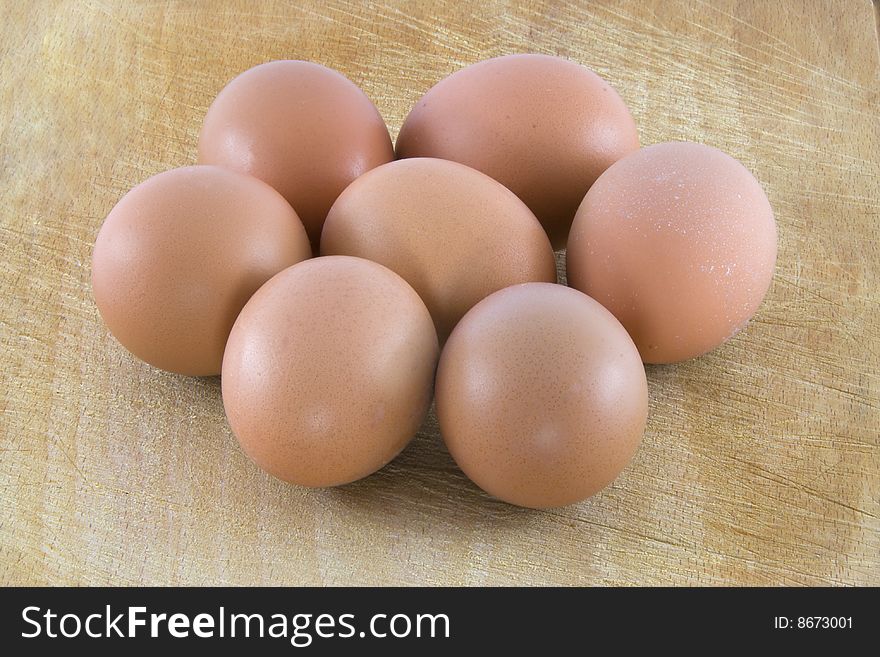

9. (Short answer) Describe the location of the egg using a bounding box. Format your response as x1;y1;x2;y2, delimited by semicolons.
320;158;556;343
566;141;778;364
198;60;394;248
395;54;639;249
436;283;648;509
221;256;439;487
91;165;311;376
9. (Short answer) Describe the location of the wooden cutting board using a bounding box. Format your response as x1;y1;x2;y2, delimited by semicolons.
1;0;877;586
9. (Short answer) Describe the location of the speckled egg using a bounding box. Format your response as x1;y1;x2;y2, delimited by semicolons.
91;165;312;376
321;157;557;343
435;283;648;509
221;256;439;487
396;54;640;249
198;60;394;248
566;141;778;364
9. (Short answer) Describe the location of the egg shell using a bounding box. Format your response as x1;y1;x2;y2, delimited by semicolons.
321;157;557;343
221;256;439;487
198;60;394;248
396;54;639;249
91;165;311;376
566;141;778;364
436;283;648;509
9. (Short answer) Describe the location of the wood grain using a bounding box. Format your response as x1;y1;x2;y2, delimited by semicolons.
1;0;877;586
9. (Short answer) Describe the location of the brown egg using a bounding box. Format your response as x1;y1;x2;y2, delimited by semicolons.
567;141;778;364
321;158;556;343
221;256;439;487
396;54;639;249
198;60;394;248
91;165;311;376
436;283;648;509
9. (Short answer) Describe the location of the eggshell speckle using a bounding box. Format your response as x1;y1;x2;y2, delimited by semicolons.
91;165;311;376
396;54;639;249
321;157;557;343
198;60;394;248
436;283;648;509
566;141;778;364
221;256;439;487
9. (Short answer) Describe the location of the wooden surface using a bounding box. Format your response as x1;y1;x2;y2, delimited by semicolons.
1;0;878;586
